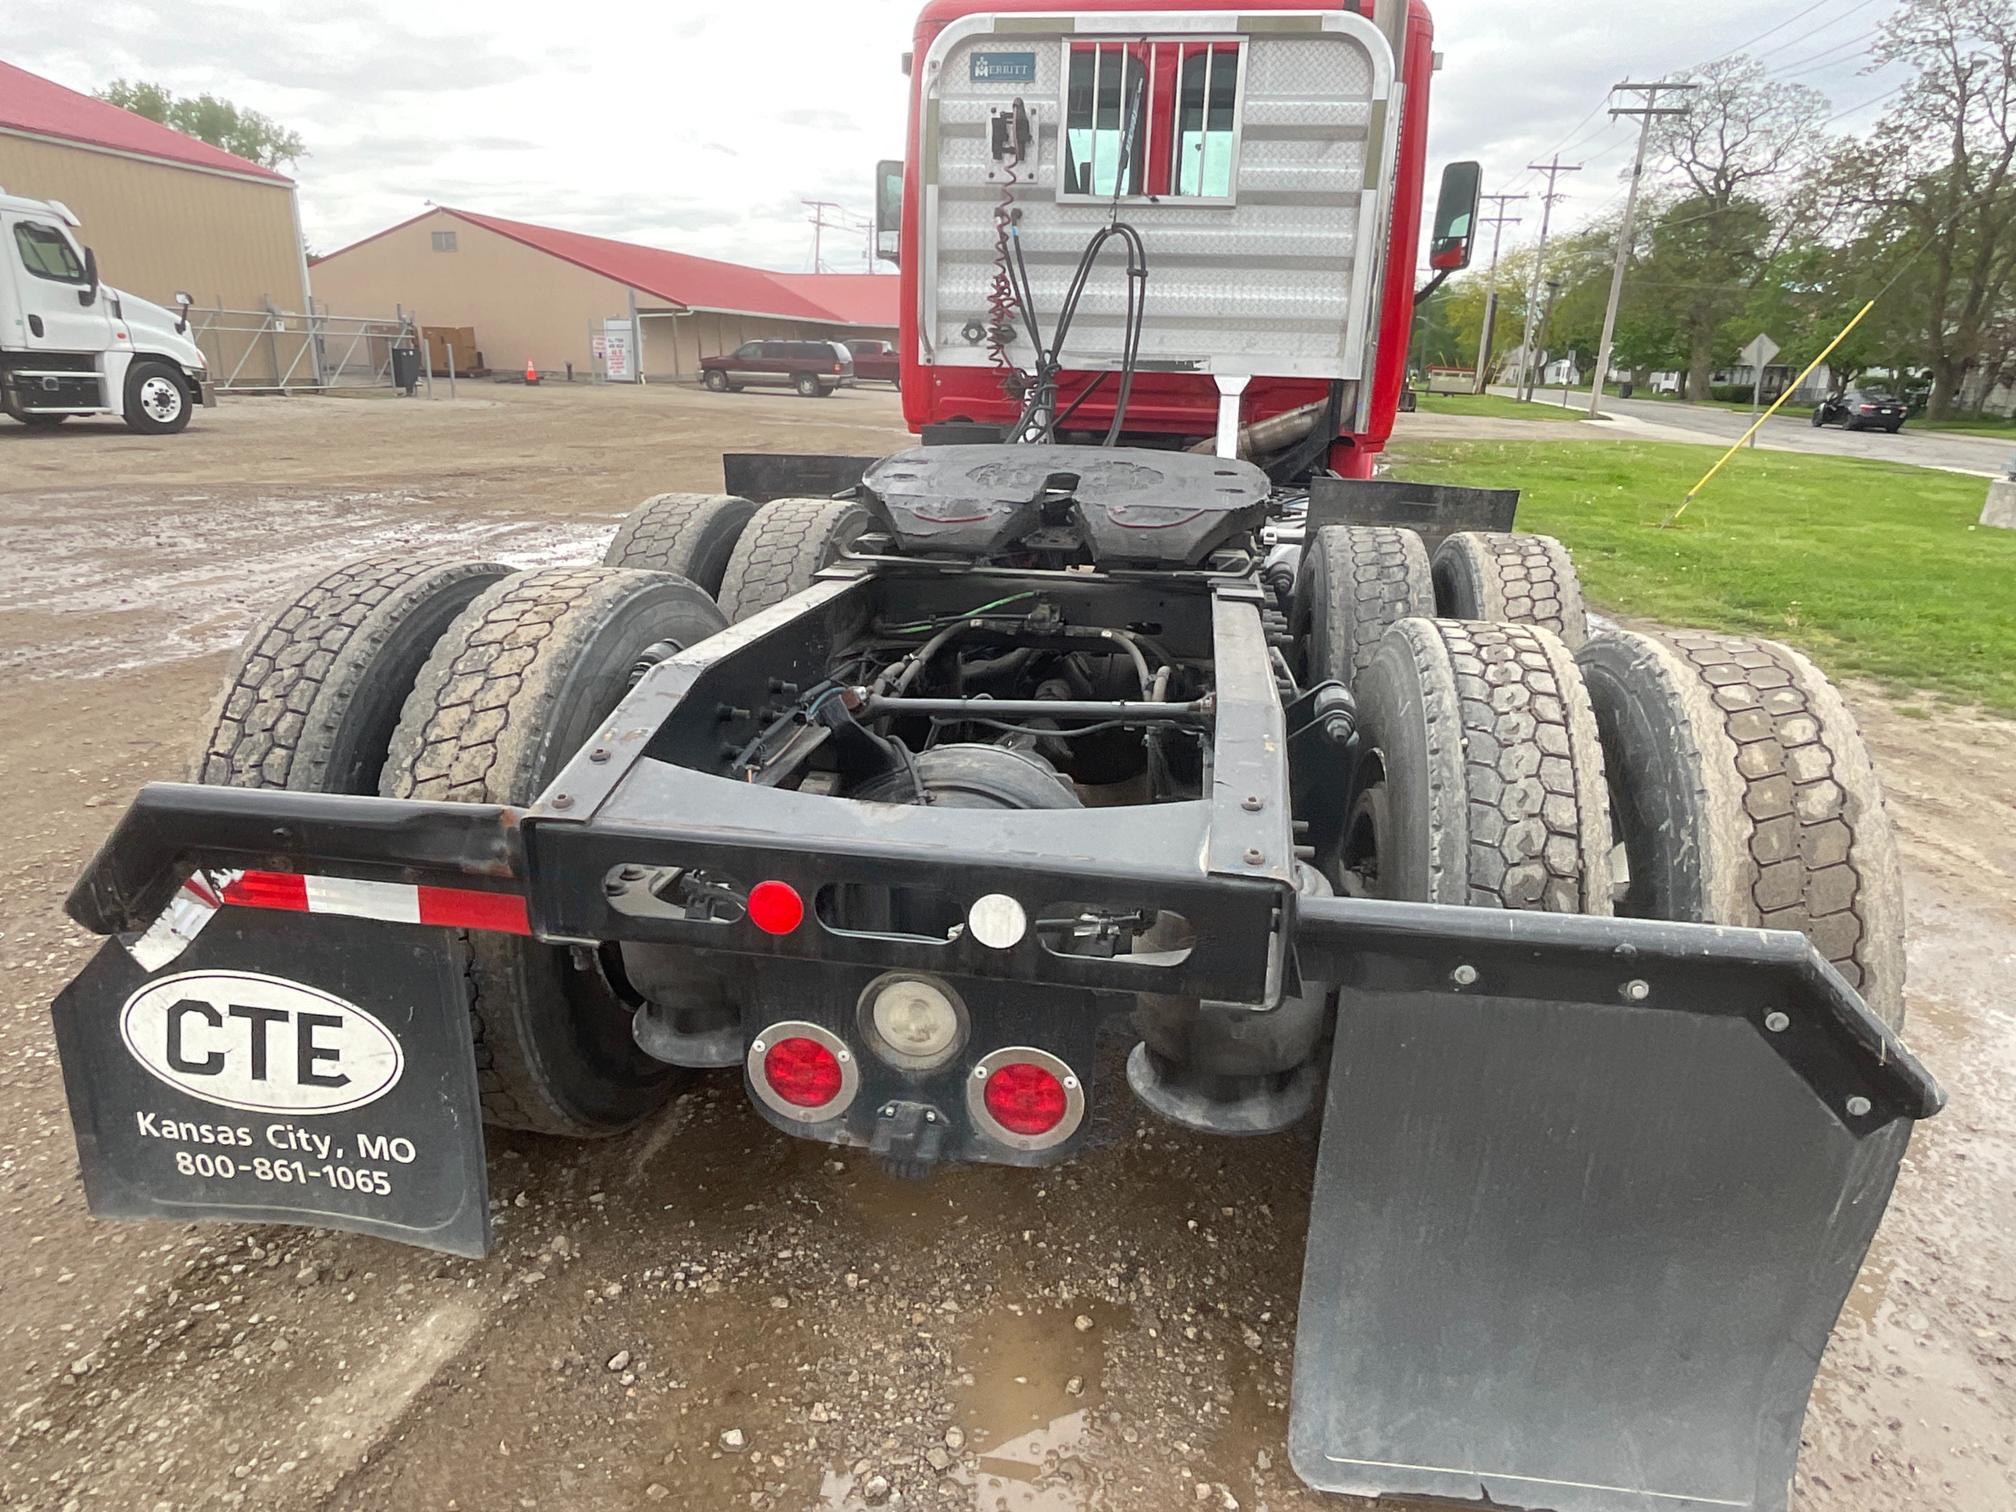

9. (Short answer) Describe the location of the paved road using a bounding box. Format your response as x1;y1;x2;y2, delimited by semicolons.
1501;387;2015;476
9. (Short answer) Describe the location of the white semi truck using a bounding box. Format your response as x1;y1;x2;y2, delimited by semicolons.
1;188;212;434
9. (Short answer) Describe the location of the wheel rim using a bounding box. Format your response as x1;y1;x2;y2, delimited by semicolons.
1337;761;1391;899
139;375;183;422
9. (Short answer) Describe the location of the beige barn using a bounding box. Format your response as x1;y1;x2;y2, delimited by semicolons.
0;60;310;315
309;206;899;381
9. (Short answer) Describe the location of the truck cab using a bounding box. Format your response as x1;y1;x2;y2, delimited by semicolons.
0;188;212;434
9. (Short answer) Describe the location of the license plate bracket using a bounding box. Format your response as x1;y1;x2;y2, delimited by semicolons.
52;909;490;1258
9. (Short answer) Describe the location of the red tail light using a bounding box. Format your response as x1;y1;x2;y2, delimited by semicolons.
983;1061;1068;1135
969;1048;1083;1148
747;1021;857;1122
747;879;804;935
763;1036;844;1107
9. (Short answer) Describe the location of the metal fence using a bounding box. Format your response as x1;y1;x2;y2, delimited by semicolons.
185;304;422;394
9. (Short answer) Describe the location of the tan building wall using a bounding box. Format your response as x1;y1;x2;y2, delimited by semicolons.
314;210;897;381
0;130;306;312
312;209;648;378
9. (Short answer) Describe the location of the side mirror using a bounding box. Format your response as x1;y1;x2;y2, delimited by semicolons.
1429;161;1482;272
875;159;903;266
174;290;194;335
79;245;100;307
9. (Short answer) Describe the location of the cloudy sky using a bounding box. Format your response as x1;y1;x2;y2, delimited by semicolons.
9;0;1902;273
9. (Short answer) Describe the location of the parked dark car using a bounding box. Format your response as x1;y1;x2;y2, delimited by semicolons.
846;339;902;387
700;340;853;397
1813;387;1906;433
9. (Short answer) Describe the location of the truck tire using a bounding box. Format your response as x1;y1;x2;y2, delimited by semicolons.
194;556;511;793
1577;628;1906;1028
1297;525;1433;689
603;492;756;596
382;566;728;1135
716;496;874;622
1432;531;1589;649
704;370;730;393
1340;617;1613;914
123;359;193;435
795;373;822;397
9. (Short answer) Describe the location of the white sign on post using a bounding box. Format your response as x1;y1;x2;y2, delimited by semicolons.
1739;333;1781;372
603;319;635;382
1739;333;1782;447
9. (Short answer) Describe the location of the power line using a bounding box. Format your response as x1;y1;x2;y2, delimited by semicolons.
1753;0;1882;61
1772;31;1881;81
1822;81;1908;125
1705;0;1838;67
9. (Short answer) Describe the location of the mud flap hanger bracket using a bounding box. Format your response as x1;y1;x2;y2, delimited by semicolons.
1291;893;1942;1129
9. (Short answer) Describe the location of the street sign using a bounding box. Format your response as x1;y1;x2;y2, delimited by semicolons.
1739;333;1781;448
1739;333;1780;371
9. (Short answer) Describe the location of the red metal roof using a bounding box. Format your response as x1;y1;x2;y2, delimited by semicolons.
0;60;293;185
322;207;898;328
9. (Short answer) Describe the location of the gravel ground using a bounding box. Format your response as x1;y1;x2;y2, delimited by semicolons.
0;385;2009;1511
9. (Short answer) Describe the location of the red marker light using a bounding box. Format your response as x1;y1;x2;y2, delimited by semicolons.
763;1036;843;1107
984;1061;1069;1136
747;879;804;934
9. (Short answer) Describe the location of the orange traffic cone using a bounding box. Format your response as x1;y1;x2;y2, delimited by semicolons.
524;356;540;386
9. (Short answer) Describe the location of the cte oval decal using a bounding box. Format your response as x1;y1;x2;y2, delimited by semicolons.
120;971;405;1115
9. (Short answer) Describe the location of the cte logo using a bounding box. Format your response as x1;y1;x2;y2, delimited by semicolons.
120;971;404;1114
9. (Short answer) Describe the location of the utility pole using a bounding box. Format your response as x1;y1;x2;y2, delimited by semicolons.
1586;80;1696;415
804;199;873;273
1471;193;1526;394
1515;158;1580;402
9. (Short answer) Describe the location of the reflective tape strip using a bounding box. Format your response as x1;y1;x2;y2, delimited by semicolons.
305;874;422;924
219;869;531;936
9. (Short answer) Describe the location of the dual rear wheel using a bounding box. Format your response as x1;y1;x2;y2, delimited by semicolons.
191;486;871;1134
1304;524;1905;1027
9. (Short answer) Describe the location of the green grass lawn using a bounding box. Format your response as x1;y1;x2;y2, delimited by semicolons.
1415;391;1583;422
1384;438;2016;712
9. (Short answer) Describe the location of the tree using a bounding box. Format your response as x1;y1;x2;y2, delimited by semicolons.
97;80;306;169
1823;0;2016;418
1645;56;1829;397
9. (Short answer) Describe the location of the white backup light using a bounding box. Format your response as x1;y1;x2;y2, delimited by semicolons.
870;977;962;1061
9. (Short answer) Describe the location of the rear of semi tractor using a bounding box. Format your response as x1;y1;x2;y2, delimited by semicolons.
50;5;1939;1508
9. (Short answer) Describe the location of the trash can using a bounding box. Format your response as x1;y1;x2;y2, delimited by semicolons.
1619;380;1635;399
391;343;421;396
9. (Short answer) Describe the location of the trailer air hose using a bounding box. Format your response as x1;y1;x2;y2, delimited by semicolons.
1009;220;1148;447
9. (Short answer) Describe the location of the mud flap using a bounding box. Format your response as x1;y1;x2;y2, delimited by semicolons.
1287;926;1931;1512
52;909;490;1258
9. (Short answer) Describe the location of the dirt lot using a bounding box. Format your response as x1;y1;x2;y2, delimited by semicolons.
1;384;2011;1511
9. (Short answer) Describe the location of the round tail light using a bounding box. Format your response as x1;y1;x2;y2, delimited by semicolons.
968;1046;1085;1151
748;1021;856;1122
984;1062;1067;1134
747;879;804;935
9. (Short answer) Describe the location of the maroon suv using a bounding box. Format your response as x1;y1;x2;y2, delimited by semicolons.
846;339;901;387
700;340;853;397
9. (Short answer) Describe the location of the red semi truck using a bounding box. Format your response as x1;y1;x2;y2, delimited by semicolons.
881;0;1445;474
48;5;1936;1508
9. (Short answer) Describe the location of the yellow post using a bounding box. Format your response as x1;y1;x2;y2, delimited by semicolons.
1665;298;1879;525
